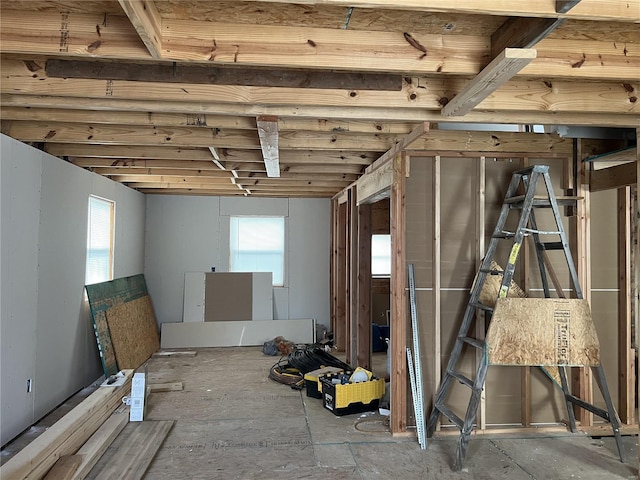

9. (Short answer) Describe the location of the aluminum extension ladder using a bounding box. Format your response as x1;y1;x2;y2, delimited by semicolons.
425;164;625;470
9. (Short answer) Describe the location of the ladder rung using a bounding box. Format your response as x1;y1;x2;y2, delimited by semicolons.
460;336;485;349
437;404;464;430
492;232;515;239
540;242;564;250
504;195;581;207
448;369;474;388
522;228;562;235
470;302;494;313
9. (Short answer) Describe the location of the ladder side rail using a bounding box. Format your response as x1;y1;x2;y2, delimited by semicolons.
498;171;541;299
528;210;552;297
454;356;489;471
541;171;583;299
558;365;579;432
592;365;625;462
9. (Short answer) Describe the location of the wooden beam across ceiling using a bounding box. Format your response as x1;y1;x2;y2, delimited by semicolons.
3;11;638;80
45;59;403;91
442;48;537;117
556;1;583;14
491;17;565;57
256;116;280;178
117;0;163;58
247;0;639;22
4;94;637;128
3;60;638;115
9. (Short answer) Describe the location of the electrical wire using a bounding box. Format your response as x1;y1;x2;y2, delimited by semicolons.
268;358;304;389
287;345;352;374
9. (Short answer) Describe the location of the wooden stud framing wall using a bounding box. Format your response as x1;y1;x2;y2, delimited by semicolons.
330;129;638;435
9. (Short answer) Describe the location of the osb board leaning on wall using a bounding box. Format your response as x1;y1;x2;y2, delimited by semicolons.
86;274;160;376
486;298;600;367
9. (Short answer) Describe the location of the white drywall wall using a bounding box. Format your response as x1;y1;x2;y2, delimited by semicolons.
145;195;331;328
0;135;146;445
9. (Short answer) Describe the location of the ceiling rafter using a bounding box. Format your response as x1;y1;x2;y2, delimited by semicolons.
117;0;163;58
442;48;537;117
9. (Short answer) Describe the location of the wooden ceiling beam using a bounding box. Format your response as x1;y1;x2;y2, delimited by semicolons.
70;158;226;170
3;59;637;113
92;167;234;178
4;121;401;151
491;17;564;58
5;94;637;128
117;0;163;58
405;130;573;155
226;162;364;175
249;0;639;22
256;116;280;178
110;174;233;184
0;107;417;135
46;144;377;165
45;59;402;91
442;48;537;117
556;1;583;14
4;12;638;79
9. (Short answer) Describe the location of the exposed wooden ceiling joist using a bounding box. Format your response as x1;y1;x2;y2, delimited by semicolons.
45;59;403;91
4;94;637;128
1;0;637;197
245;0;640;22
117;0;163;58
442;48;537;117
3;11;638;80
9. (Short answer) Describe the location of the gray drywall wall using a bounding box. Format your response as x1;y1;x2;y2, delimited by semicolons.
144;195;331;328
0;135;146;445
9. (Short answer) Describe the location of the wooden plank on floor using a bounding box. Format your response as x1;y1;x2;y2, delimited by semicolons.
0;371;133;480
94;421;174;480
148;382;184;393
43;455;81;480
72;409;129;480
151;350;197;358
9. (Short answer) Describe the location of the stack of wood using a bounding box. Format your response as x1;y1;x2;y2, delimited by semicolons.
0;370;175;480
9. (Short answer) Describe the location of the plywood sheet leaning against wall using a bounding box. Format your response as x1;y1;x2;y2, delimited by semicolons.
86;274;160;375
486;298;600;367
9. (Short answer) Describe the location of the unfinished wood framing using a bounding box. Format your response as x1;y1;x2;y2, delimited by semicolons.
390;152;408;434
357;203;372;370
474;156;488;430
347;187;358;364
618;186;635;424
441;48;537;117
256;116;280;178
432;155;442;430
117;0;163;58
571;140;594;426
329;131;635;436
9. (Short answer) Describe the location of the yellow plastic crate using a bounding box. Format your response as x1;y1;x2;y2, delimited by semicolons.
319;373;385;415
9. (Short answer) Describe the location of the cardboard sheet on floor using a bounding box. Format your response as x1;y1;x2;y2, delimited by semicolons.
86;274;160;376
160;319;315;348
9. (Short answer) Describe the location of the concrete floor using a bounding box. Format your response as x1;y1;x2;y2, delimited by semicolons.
3;346;638;479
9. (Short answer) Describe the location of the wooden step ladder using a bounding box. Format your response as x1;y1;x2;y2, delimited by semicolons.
425;164;625;470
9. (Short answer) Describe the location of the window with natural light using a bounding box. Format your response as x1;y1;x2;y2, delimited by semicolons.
85;195;115;285
372;234;391;276
230;216;285;286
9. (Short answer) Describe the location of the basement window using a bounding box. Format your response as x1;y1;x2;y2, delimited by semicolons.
372;234;391;277
230;216;285;286
85;195;115;285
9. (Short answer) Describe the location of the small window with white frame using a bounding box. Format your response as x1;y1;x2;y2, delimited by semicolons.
85;195;115;285
230;216;285;286
371;234;391;277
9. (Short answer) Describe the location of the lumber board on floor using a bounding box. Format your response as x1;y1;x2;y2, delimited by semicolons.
94;421;174;480
148;382;183;393
71;409;129;480
151;350;197;358
0;371;133;480
43;455;81;480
